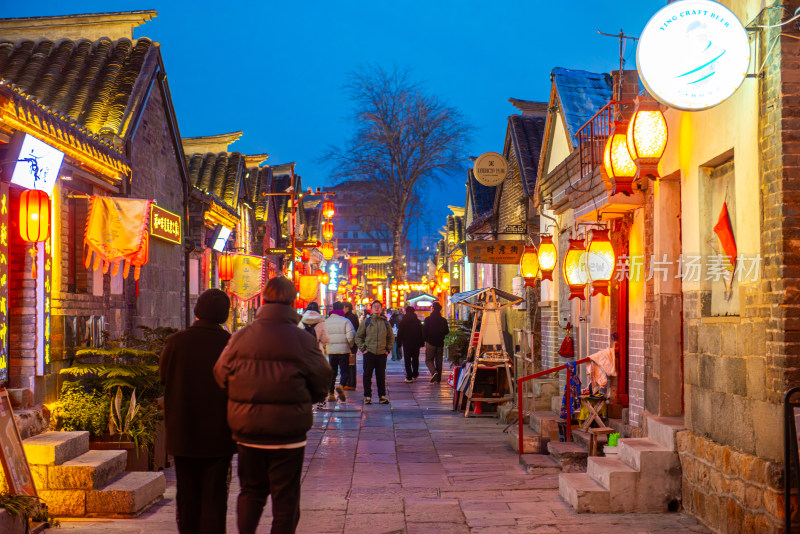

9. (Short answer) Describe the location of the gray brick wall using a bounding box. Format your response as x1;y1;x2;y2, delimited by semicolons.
628;323;644;427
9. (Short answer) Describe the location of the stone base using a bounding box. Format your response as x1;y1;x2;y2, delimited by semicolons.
508;426;549;454
0;510;26;534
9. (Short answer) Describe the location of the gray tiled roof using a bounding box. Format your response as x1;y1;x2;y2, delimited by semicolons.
468;168;496;218
185;151;244;210
508;115;545;197
551;67;613;141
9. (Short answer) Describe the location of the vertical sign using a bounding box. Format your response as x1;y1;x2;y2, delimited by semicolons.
0;184;8;386
0;389;37;496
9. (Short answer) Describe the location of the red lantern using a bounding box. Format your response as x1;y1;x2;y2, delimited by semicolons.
537;235;557;281
350;277;358;286
350;266;358;277
322;221;334;241
218;254;233;281
322;200;335;219
320;273;330;285
562;239;588;300
320;242;335;260
19;190;50;242
519;246;539;287
301;248;310;262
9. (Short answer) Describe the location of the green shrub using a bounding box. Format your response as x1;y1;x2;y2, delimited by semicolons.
54;384;110;439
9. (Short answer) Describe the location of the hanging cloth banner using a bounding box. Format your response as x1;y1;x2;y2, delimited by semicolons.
713;201;738;271
298;274;319;303
229;254;265;301
84;197;152;282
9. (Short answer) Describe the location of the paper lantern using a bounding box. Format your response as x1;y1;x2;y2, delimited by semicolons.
322;200;335;219
301;248;310;262
537;235;557;281
562;239;588;300
322;221;334;241
519;245;540;287
19;189;50;242
429;280;437;291
350;266;358;277
320;242;334;260
627;96;667;179
586;229;616;297
603;121;637;196
350;277;358;286
320;273;330;285
218;254;233;281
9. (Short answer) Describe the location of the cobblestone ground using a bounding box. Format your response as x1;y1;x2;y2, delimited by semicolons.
58;358;709;533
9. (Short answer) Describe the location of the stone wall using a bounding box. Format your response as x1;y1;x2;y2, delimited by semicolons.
127;83;187;332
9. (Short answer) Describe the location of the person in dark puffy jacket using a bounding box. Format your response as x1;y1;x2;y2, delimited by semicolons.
214;277;331;534
422;302;450;383
397;306;424;383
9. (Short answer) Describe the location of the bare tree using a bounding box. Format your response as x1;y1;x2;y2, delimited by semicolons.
325;66;472;280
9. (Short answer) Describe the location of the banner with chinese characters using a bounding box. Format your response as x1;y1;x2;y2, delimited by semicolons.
228;254;264;302
0;184;8;386
466;240;525;264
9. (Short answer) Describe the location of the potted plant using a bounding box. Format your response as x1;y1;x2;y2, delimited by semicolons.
0;493;58;533
444;328;470;367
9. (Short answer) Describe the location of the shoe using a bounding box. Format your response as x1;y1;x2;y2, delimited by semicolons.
430;373;439;383
403;378;413;383
327;393;336;402
413;374;419;379
379;396;390;404
336;385;346;401
316;402;326;410
343;386;356;391
364;397;372;404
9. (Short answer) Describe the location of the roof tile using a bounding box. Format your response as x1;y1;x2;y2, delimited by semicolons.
551;67;613;141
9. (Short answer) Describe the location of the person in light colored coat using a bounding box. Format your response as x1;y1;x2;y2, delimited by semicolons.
324;301;355;402
298;302;330;353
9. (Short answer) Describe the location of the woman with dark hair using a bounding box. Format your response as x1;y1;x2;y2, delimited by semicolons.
396;306;424;383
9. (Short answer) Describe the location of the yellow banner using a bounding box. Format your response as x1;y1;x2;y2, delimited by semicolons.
229;254;264;301
298;274;319;303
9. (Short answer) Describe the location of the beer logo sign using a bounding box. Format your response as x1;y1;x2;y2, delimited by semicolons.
473;152;508;187
637;0;751;111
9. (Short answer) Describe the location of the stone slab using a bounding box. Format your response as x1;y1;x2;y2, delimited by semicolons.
49;450;128;490
646;415;686;451
86;472;166;517
547;441;587;473
24;431;89;466
558;472;609;513
38;489;87;517
0;509;26;534
519;454;561;474
507;426;548;454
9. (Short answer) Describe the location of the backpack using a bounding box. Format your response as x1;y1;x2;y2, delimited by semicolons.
303;322;317;336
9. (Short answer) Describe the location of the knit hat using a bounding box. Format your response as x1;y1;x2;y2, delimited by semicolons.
194;289;230;324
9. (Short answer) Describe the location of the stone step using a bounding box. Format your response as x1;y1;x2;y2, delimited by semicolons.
507;425;549;454
528;409;561;441
618;438;677;473
559;473;608;513
533;378;560;411
497;404;527;424
519;454;560;474
45;450;128;490
24;431;89;466
645;415;686;451
87;471;166;517
586;456;637;495
547;441;587;473
551;395;563;413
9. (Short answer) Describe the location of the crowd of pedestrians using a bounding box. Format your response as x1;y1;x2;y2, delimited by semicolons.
159;280;452;534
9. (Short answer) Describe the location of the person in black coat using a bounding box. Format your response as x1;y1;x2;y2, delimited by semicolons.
343;302;360;390
422;302;450;383
396;306;424;382
160;289;235;534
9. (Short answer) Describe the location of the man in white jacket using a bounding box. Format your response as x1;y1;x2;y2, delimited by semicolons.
324;301;355;403
299;302;332;408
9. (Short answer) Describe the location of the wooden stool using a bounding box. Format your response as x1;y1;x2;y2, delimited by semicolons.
579;395;607;431
588;426;614;456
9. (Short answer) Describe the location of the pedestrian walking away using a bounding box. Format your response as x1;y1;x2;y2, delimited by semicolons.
355;300;394;404
325;301;355;403
213;277;331;534
389;310;403;361
422;301;450;383
160;288;236;534
397;305;424;382
299;301;331;407
343;302;360;390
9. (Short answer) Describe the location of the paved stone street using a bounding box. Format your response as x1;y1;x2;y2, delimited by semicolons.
58;359;708;533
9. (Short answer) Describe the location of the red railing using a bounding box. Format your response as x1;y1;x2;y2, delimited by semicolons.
517;357;590;456
575;100;635;180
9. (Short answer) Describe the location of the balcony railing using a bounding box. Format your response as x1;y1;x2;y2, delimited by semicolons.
575;101;633;179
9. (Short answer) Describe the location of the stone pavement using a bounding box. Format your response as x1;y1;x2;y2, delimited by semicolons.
57;358;709;533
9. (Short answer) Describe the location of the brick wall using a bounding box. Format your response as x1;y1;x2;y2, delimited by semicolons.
498;140;528;335
8;188;37;390
127;83;187;332
540;303;560;370
628;322;644;427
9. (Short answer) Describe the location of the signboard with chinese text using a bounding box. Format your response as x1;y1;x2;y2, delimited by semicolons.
466;240;525;264
298;240;321;248
266;247;290;255
473;152;508;187
0;389;36;496
150;205;182;244
0;185;8;386
229;254;264;301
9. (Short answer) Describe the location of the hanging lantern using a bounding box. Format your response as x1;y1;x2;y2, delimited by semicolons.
626;96;668;180
19;190;50;242
322;199;335;219
519;246;540;287
218;254;233;281
350;266;358;277
320;242;334;260
562;239;588;300
322;221;334;241
350;277;358;286
586;229;616;296
320;272;330;285
603;121;637;196
301;248;310;262
429;280;437;291
537;235;557;281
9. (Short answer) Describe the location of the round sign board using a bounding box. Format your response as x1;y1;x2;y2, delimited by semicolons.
637;0;751;111
473;152;508;187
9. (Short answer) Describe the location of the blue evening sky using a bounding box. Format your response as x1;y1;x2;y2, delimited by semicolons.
5;1;665;241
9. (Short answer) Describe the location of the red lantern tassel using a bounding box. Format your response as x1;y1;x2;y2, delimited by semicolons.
136;279;139;297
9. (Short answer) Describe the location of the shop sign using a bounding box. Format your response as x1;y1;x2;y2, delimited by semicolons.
298;240;321;248
637;0;750;111
150;205;182;244
7;133;64;195
266;247;290;255
212;226;232;252
473;152;508;187
466;240;525;264
0;390;37;496
229;254;264;301
328;263;339;291
0;185;8;386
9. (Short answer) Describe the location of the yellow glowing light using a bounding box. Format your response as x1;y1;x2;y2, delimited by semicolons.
519;246;539;286
586;229;616;297
603;121;637;195
537;235;557;281
320;242;335;260
322;221;334;241
322;200;335;219
627;96;668;180
562;239;588;301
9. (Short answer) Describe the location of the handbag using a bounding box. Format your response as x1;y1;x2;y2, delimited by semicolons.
558;322;575;359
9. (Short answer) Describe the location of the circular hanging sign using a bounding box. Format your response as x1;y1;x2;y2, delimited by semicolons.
637;0;751;111
473;152;508;187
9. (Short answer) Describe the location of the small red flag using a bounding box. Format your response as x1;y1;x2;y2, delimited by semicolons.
713;202;737;270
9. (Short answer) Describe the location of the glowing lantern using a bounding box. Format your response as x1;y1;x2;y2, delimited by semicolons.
320;273;330;285
586;229;616;296
301;248;310;262
626;96;668;180
322;200;335;219
603;121;637;196
350;266;358;277
320;242;334;260
322;221;334;241
519;246;540;287
429;280;437;291
350;277;358;286
218;254;233;281
562;239;588;300
19;190;50;242
537;235;557;281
